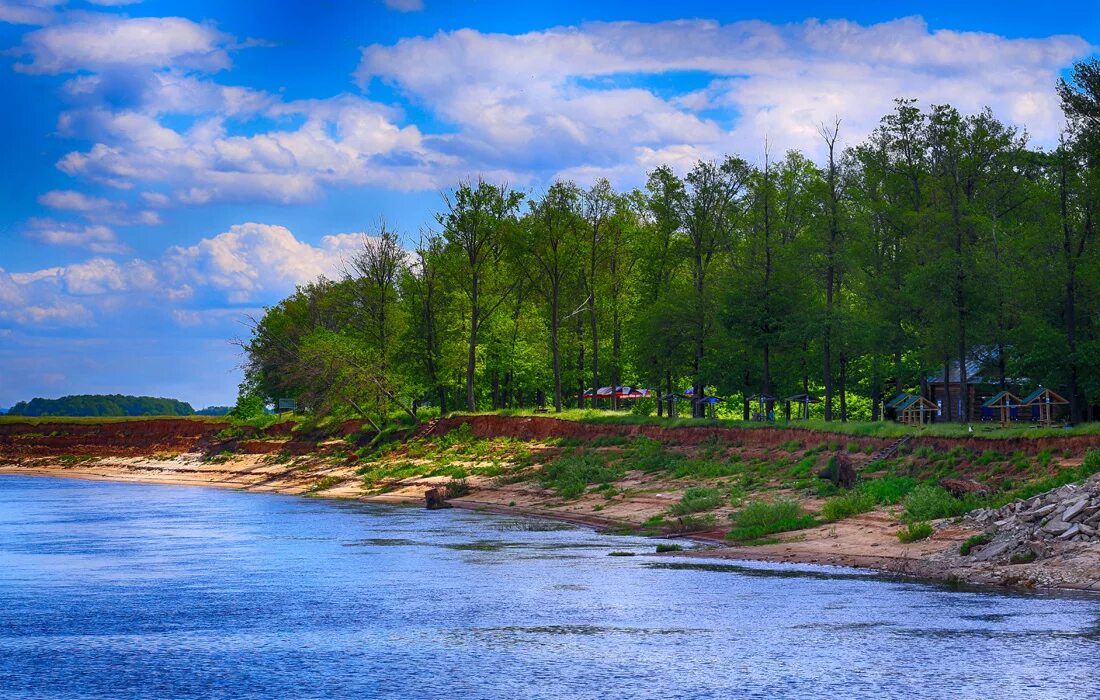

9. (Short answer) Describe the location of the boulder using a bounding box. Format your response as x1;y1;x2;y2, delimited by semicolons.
425;487;452;510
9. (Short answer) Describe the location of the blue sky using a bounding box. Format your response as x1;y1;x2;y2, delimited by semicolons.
0;0;1096;409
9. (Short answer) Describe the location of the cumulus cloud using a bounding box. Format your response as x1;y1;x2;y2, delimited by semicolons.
25;218;130;254
0;0;59;25
357;17;1092;180
12;14;233;74
3;223;376;331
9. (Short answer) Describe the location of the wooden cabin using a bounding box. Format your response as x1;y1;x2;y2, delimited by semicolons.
926;359;995;422
980;390;1022;425
1021;387;1069;425
894;394;938;425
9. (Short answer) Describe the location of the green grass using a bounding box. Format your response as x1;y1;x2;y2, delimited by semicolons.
820;491;876;521
668;487;724;516
538;451;624;499
896;522;934;543
670;458;742;479
450;409;1100;440
655;543;684;553
305;475;342;494
727;499;817;541
857;476;918;505
903;485;971;522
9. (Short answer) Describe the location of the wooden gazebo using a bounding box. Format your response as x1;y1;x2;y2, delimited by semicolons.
751;393;778;421
894;394;937;425
783;393;820;421
981;390;1022;425
1021;387;1069;425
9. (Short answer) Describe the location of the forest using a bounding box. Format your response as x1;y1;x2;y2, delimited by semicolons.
239;59;1100;431
8;395;196;417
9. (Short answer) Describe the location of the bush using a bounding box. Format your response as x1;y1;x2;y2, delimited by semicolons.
902;485;968;522
444;478;470;499
727;499;817;541
628;437;682;472
896;522;934;543
539;451;624;499
668;487;723;515
821;491;876;522
858;476;918;505
655;543;683;553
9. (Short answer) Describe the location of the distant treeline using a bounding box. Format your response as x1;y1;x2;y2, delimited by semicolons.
8;394;195;417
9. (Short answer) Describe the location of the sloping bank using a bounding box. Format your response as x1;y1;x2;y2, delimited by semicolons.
1;415;1099;593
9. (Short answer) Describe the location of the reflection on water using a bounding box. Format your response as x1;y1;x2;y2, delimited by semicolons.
0;475;1098;699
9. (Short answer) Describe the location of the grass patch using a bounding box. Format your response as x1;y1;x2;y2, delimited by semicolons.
668;486;724;516
857;476;918;505
727;499;817;542
902;485;971;522
538;451;624;499
820;491;876;522
655;543;683;553
896;522;934;543
306;475;342;494
607;551;636;557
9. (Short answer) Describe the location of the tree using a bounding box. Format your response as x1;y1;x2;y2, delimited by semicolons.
437;179;525;411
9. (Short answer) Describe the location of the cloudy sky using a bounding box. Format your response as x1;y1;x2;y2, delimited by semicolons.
0;0;1096;409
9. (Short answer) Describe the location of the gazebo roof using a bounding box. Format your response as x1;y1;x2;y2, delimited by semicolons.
981;390;1021;409
1021;387;1069;405
784;393;821;403
896;395;936;412
885;393;913;409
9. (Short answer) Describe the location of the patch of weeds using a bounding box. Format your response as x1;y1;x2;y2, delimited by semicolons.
820;491;876;522
727;499;816;542
846;442;860;453
668;487;724;516
306;475;342;494
779;439;802;452
627;437;682;473
444;478;470;499
896;522;934;543
204;450;235;464
57;453;95;465
858;476;918;505
788;455;818;478
608;551;636;557
814;480;841;498
903;485;970;522
592;504;605;511
591;434;628;447
671;458;741;479
959;533;993;556
1010;550;1038;564
538;451;624;499
655;543;683;553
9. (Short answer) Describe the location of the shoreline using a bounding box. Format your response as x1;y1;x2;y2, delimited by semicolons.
4;458;1099;595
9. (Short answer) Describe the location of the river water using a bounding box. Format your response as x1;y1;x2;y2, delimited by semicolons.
0;475;1097;699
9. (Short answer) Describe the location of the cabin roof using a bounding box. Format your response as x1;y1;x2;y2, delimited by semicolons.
784;393;821;403
897;395;936;412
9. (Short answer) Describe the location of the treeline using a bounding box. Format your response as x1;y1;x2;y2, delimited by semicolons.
8;394;195;417
241;60;1100;428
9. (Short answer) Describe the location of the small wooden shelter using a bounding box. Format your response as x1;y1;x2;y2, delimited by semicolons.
893;394;937;425
1021;387;1069;425
981;390;1022;425
783;393;820;421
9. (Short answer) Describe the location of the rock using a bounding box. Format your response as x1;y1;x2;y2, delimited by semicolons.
816;452;856;489
1062;498;1090;523
424;487;452;510
941;478;988;498
971;536;1020;562
1027;503;1057;519
1041;518;1073;536
1057;524;1081;540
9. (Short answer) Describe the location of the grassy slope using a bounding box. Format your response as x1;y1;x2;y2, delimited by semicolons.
451;408;1100;439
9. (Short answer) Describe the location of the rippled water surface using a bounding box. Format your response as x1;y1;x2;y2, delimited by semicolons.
1;475;1098;699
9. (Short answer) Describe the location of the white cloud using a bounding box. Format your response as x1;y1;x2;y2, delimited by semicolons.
383;0;423;12
357;17;1092;180
13;15;232;74
3;223;376;329
25;218;130;254
38;189;110;211
0;0;59;25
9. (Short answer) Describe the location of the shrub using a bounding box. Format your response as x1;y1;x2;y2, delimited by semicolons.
896;522;934;543
727;499;817;541
655;543;683;553
902;485;968;522
628;437;681;472
821;491;876;522
668;487;723;516
671;458;741;479
539;451;624;499
306;475;341;494
959;533;993;555
444;478;470;499
858;476;918;505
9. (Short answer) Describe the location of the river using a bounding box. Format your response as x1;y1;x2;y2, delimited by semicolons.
0;475;1097;699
